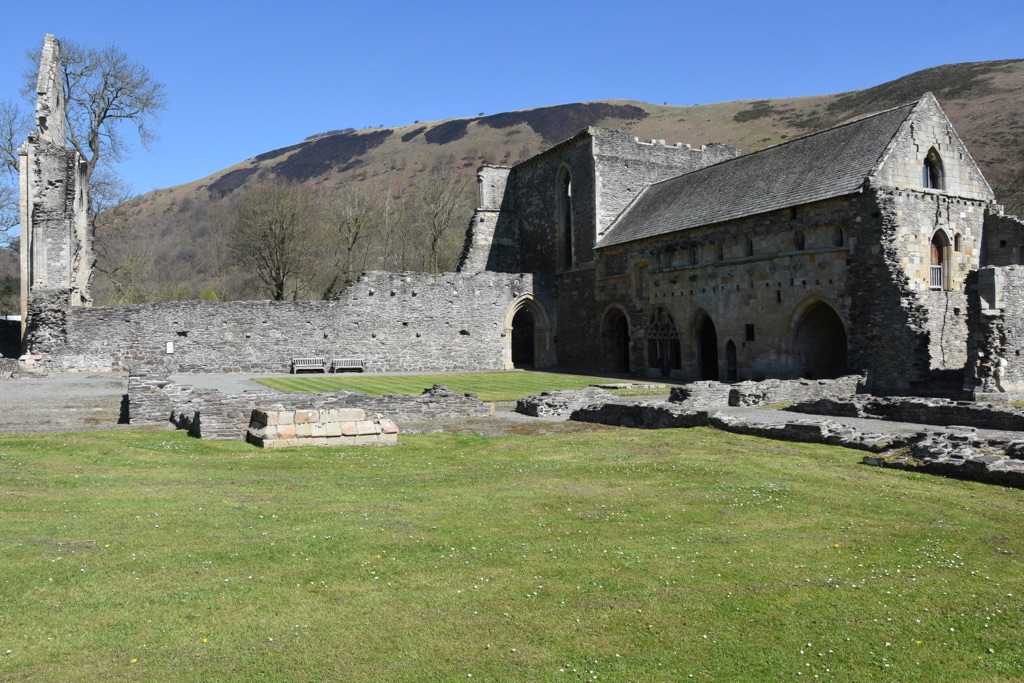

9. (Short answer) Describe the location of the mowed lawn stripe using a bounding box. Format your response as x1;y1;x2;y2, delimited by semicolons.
254;371;648;402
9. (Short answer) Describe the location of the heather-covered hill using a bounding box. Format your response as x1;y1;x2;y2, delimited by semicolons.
108;59;1024;303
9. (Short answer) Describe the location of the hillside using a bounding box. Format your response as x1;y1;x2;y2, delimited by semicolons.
109;59;1024;303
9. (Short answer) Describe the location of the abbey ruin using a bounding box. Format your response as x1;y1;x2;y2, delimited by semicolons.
17;36;1024;398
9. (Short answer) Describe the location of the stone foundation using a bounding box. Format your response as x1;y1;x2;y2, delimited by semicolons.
246;407;398;448
128;372;490;440
787;395;1024;432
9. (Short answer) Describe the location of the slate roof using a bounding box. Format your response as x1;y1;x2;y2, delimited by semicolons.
597;101;917;248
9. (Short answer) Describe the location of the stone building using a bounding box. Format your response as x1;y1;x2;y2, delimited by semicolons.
17;36;1024;396
460;93;1020;395
18;35;92;347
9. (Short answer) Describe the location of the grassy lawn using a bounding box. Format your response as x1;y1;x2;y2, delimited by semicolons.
1;427;1022;681
253;371;665;402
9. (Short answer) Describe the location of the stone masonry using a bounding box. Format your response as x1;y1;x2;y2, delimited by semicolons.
18;35;91;348
245;407;398;448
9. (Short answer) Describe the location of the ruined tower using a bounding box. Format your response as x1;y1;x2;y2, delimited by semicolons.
18;34;92;349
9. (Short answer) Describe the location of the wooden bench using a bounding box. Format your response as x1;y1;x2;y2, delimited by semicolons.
290;357;327;374
330;358;364;373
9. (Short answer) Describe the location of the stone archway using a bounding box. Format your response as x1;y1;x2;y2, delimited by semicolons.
601;306;631;373
697;313;719;381
502;295;555;370
790;299;847;379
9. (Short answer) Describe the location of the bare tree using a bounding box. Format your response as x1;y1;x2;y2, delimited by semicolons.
315;185;379;299
91;169;150;303
23;38;167;184
410;166;473;273
230;180;317;301
0;100;31;247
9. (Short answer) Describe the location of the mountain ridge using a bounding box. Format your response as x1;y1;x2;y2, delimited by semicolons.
109;58;1024;303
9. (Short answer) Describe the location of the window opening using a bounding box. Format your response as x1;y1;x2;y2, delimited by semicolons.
930;232;950;290
833;226;845;247
923;148;944;190
646;308;681;377
559;170;573;269
794;230;805;251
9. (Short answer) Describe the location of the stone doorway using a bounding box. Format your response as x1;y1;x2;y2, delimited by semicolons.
792;301;847;379
502;295;555;370
698;315;719;380
601;307;631;373
511;307;535;368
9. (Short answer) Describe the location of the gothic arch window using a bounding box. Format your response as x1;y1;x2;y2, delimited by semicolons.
923;148;945;190
794;230;805;251
558;167;573;269
647;308;681;377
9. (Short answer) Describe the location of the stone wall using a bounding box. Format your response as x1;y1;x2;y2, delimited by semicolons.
665;375;864;408
873;95;992;202
592;131;738;236
246;407;398;448
36;271;539;373
981;211;1024;266
787;394;1024;432
595;195;867;381
0;358;19;379
966;265;1024;392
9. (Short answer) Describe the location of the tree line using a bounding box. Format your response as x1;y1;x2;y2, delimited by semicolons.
94;164;474;304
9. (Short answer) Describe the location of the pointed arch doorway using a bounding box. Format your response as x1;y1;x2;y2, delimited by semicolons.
503;295;555;370
697;314;719;381
601;306;631;373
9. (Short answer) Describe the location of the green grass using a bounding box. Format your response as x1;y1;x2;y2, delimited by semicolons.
253;371;654;403
1;429;1022;681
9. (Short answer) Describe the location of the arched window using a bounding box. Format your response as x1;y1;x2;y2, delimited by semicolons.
794;230;805;251
930;231;950;290
745;237;754;257
833;226;845;247
690;246;698;265
953;233;962;252
716;242;724;261
923;148;944;190
647;308;681;377
558;168;573;269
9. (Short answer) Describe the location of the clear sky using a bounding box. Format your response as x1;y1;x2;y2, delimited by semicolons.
2;0;1021;195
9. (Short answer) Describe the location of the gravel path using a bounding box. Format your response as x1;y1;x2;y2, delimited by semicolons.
0;372;130;433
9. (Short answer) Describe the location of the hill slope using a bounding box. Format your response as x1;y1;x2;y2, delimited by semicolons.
112;59;1024;303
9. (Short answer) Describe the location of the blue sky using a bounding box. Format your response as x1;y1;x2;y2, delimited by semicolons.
2;0;1021;194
